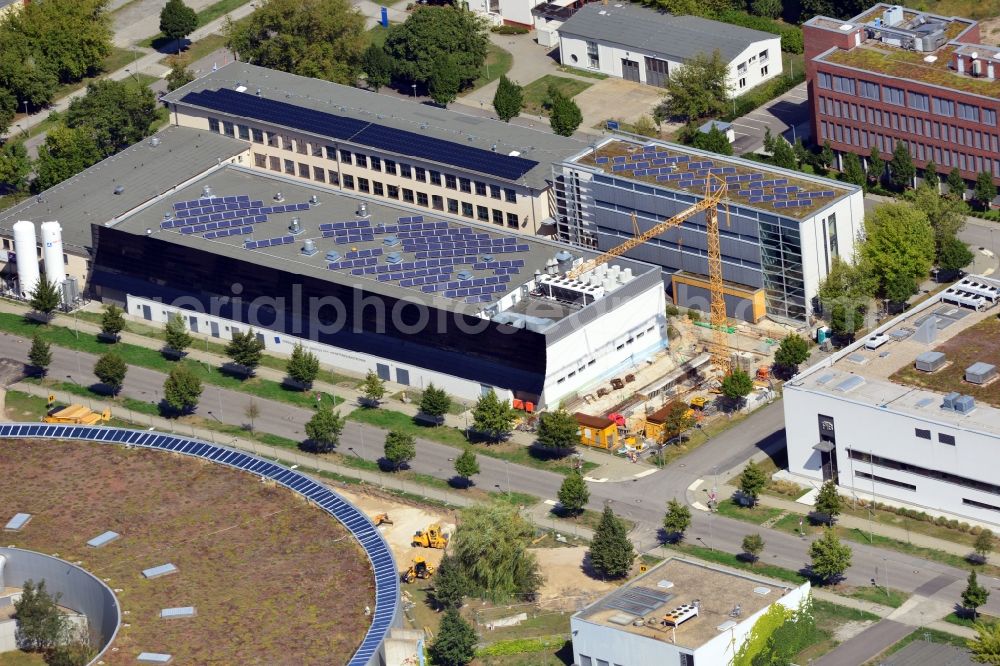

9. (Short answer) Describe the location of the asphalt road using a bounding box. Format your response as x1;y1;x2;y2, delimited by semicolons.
4;329;999;616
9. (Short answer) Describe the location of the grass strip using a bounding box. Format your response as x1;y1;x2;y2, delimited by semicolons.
665;542;807;585
141;0;253;48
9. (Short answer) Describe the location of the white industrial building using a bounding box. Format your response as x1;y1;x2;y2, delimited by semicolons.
557;4;782;92
784;275;1000;527
571;557;811;666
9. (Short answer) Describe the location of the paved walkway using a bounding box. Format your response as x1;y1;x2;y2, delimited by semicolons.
1;299;651;481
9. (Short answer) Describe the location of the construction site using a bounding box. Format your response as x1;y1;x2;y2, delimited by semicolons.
553;176;795;456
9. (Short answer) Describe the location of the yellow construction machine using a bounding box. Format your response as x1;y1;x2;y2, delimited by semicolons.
373;513;393;526
401;557;435;583
43;404;111;425
411;523;448;549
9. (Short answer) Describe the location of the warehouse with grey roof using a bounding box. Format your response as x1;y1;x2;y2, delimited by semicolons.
558;4;782;92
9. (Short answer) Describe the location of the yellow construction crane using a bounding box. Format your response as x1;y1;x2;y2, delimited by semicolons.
566;176;731;373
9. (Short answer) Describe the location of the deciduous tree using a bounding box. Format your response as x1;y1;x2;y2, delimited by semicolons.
814;480;842;525
536;408;579;453
429;609;477;666
938;235;974;275
286;343;320;388
225;0;367;85
360;43;393;92
383;430;415;471
303;405;345;453
28;333;51;377
655;50;728;123
6;0;112;84
721;370;754;406
661;402;694;443
93;352;127;395
165;58;195;91
742;533;765;563
360;369;385;404
861;202;935;304
774;333;809;373
472;389;515;443
809;528;852;584
99;303;125;340
28;276;61;316
868;146;884;187
889;140;915;190
35;126;102;191
691;124;732;155
770;137;796;169
225;328;265;378
384;7;487;88
750;0;782;18
975;171;997;211
431;554;466;610
13;579;66;652
0;142;32;193
451;501;541;602
967;619;1000;663
975;529;995;564
818;257;875;338
589;505;635;578
492;74;523;122
947;167;966;199
429;54;463;107
905;183;968;255
924;159;939;190
164;312;192;356
163;364;202;413
739;461;767;507
841;152;866;190
662;498;691;541
159;0;198;53
66;79;157;158
557;471;589;517
245;399;260;435
454;448;479;486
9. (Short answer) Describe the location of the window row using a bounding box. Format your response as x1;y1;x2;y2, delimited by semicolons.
847;448;1000;496
552;325;656;385
819;122;1000;177
252;153;520;228
209;117;518;203
914;427;955;445
818;96;1000;151
817;73;997;125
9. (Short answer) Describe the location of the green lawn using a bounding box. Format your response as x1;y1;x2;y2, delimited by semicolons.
159;33;228;67
557;65;607;80
141;0;253;49
845;584;910;609
468;43;514;92
366;25;390;49
944;611;998;629
714;498;784;526
0;651;46;666
665;542;807;585
794;599;881;664
348;407;597;476
521;75;592;116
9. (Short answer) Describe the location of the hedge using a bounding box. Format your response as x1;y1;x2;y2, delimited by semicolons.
721;68;806;122
716;10;804;54
476;635;568;657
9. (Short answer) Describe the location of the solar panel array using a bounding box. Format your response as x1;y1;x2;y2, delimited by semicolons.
595;144;839;213
180;88;540;181
165;194;312;240
245;235;294;249
205;226;253;240
0;423;398;666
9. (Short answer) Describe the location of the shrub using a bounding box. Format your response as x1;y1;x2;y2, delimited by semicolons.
972;525;984;535
918;512;930;523
715;10;803;53
961;522;972;533
492;25;528;34
769;479;804;497
935;515;948;526
949;519;960;530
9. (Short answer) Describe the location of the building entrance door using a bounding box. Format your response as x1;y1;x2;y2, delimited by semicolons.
621;59;640;82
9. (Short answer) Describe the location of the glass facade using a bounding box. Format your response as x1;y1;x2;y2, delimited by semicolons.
758;215;806;321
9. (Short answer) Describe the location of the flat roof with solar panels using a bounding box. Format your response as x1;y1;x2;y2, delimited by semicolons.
106;165;628;318
162;62;583;190
572;138;853;219
572;558;805;649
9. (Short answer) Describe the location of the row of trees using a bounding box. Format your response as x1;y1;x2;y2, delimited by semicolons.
639;0;866;27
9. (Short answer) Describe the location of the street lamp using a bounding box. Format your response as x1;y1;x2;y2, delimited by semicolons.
411;84;416;99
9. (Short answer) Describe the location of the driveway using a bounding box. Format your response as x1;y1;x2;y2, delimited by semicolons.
573;78;663;130
730;81;810;154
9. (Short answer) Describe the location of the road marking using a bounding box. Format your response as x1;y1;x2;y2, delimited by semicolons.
688;479;704;493
544;499;558;506
985;268;995;276
692;502;709;512
584;476;608;483
634;468;657;478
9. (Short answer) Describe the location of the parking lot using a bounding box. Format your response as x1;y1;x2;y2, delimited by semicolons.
729;82;810;154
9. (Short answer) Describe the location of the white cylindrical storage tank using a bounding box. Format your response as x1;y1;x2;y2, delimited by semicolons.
40;221;66;290
13;220;39;298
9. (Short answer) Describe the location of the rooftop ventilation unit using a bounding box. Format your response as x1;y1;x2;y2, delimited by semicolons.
288;217;302;235
942;391;960;410
202;185;213;198
482;254;494;262
325;250;341;262
163;212;172;221
966;362;997;385
915;351;946;372
149;136;161;147
457;270;473;280
274;192;284;202
357;202;369;217
309;194;319;205
300;239;318;256
383;235;400;247
386;252;403;264
954;395;976;414
113;185;124;195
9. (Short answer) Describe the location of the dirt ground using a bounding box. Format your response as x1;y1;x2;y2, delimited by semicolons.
336;487;456;571
531;547;619;610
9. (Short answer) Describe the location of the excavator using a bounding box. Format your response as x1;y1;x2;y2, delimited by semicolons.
372;513;393;526
411;523;448;549
400;556;434;583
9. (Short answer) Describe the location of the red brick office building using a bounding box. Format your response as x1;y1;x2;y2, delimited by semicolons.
804;3;1000;188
